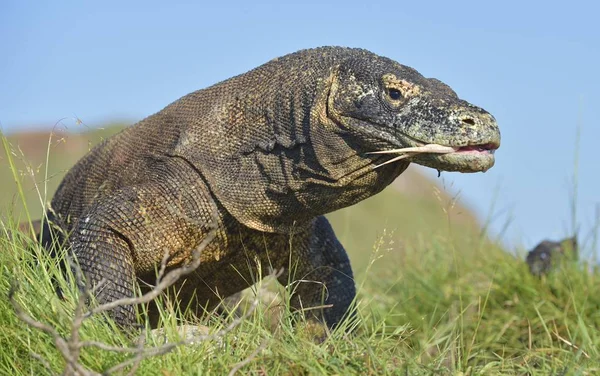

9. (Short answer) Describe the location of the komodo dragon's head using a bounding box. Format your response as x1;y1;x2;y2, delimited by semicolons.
171;47;501;232
325;51;500;173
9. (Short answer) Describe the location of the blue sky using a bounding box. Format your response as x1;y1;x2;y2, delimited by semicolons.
1;0;599;255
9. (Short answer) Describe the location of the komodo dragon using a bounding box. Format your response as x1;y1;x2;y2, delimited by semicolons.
36;46;501;329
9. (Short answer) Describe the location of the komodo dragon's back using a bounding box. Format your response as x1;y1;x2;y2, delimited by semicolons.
41;46;501;328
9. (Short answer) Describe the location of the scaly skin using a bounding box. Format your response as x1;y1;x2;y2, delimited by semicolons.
39;46;501;328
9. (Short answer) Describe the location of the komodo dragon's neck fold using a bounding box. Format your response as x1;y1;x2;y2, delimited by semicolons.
168;55;406;234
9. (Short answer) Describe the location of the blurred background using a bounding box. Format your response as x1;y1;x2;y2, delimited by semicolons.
1;0;598;257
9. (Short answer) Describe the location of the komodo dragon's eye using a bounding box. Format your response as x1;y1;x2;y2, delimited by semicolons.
387;88;402;101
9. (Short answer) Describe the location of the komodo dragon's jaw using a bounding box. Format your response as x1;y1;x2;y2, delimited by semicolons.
386;96;500;173
326;56;500;173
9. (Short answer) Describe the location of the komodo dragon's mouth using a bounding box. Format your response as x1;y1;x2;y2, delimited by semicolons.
368;140;500;173
454;143;498;153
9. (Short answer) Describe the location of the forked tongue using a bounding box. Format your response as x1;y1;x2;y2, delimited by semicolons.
368;144;457;169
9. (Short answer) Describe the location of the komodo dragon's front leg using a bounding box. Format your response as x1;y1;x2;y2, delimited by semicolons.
278;216;356;329
66;158;218;326
70;210;137;324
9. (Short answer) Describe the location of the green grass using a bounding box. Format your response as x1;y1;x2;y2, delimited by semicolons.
1;128;599;374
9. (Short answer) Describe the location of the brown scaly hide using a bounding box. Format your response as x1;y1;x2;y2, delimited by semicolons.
39;46;500;329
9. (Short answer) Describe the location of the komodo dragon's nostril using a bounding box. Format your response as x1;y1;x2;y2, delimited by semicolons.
461;117;475;125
